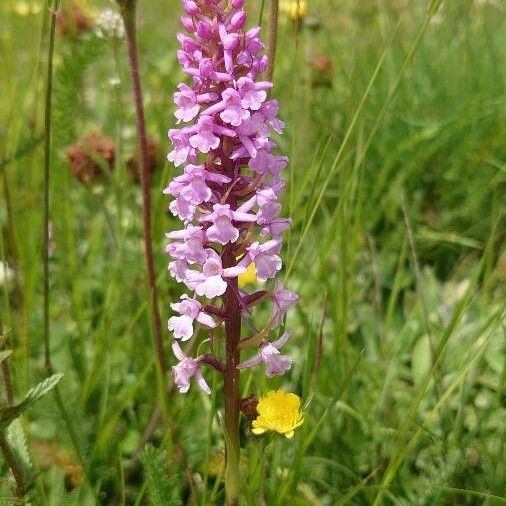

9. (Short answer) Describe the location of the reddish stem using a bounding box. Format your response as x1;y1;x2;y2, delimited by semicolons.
203;304;226;318
199;354;225;373
222;245;241;505
122;4;168;375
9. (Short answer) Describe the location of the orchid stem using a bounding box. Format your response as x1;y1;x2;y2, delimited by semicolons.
223;246;241;505
121;2;168;377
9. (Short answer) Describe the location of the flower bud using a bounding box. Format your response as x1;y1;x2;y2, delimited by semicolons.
177;33;198;52
196;20;214;40
180;15;194;32
183;0;199;15
229;11;246;30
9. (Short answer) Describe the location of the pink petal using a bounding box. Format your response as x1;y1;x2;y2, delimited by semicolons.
172;341;186;361
195;370;211;394
237;353;262;369
271;332;291;349
196;275;227;298
222;266;247;278
196;312;216;328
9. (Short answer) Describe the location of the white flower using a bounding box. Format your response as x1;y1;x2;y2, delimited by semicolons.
96;9;125;39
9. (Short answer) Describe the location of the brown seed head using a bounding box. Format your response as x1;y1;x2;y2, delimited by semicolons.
56;3;93;37
126;137;159;183
240;394;259;419
66;132;116;184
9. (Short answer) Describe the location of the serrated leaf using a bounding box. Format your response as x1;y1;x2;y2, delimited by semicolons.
6;419;33;485
24;373;63;405
0;374;63;429
141;445;182;506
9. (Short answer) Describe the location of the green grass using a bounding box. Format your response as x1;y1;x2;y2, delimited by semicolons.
0;0;505;504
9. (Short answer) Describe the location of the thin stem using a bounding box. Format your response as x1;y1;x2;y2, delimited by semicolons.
401;196;447;452
0;432;26;498
259;0;266;25
266;0;279;81
122;3;168;376
0;337;22;497
42;2;98;499
0;234;13;406
43;0;59;374
1;361;14;405
1;166;28;392
199;354;226;373
223;246;241;506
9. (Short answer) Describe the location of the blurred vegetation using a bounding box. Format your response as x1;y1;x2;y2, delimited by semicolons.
0;0;504;504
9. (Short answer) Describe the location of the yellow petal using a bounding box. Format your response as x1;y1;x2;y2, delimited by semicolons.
251;390;304;438
238;262;258;287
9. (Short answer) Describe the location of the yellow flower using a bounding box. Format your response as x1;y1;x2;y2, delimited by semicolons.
202;452;225;477
12;1;41;16
280;1;308;22
252;390;304;438
238;262;258;288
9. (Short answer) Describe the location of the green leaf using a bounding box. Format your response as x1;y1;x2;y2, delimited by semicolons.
6;419;33;487
412;334;432;386
0;374;63;429
141;445;182;506
24;373;63;406
427;0;444;16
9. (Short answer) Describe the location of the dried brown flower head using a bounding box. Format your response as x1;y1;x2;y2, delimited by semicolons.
240;394;259;419
56;3;93;37
66;132;116;184
311;54;333;88
32;440;83;489
126;137;159;183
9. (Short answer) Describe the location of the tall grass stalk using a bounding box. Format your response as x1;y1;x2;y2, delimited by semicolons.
120;0;168;379
266;0;279;81
42;0;97;498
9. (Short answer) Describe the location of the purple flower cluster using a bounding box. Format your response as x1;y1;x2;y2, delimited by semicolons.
166;0;298;394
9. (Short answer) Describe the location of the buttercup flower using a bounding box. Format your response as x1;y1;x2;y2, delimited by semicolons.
252;390;304;438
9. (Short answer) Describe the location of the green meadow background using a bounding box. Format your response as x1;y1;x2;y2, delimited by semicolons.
0;0;505;504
